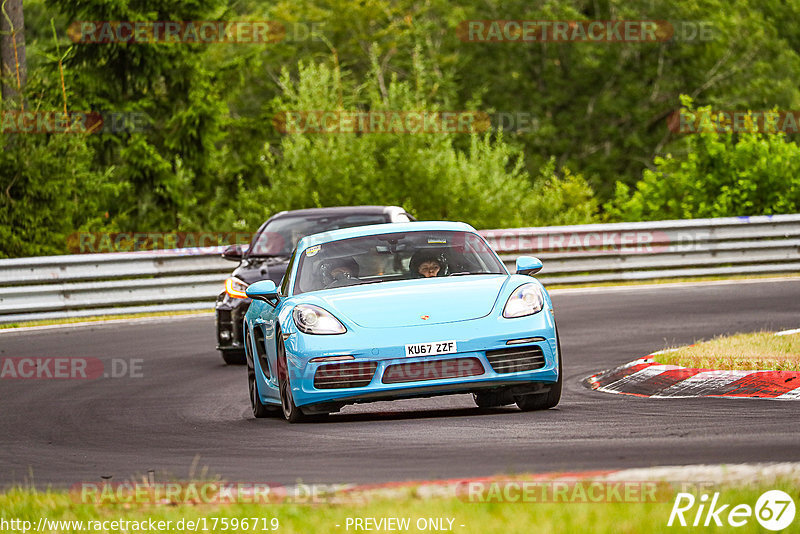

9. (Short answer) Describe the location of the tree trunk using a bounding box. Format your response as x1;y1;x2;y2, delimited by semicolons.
0;0;26;104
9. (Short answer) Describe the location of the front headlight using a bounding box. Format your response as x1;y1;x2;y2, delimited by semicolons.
292;304;347;335
225;277;250;299
503;283;544;318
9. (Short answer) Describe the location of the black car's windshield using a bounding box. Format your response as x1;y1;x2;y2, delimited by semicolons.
293;230;506;295
248;214;392;257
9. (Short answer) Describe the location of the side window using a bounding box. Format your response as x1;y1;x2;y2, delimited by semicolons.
280;249;297;295
248;222;268;254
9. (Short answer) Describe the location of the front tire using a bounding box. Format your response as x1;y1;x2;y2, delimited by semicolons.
246;334;280;418
515;334;562;412
248;365;279;418
276;329;310;423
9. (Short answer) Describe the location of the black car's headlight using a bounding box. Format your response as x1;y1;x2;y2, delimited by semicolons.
225;277;250;299
292;304;347;335
502;283;544;318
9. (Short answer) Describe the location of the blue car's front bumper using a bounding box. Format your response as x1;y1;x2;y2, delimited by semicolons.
281;311;559;408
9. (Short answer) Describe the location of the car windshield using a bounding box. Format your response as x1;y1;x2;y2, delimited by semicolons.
248;213;392;257
293;230;507;295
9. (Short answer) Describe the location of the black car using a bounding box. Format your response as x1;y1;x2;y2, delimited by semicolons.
215;205;415;364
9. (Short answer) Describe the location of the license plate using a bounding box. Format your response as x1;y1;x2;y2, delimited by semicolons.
404;340;457;357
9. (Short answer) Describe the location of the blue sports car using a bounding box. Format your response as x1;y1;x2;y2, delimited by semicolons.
243;221;561;422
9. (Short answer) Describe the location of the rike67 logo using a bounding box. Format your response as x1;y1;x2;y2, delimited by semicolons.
669;490;795;531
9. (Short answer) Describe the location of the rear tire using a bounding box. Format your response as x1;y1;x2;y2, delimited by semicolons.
276;328;310;423
515;334;562;412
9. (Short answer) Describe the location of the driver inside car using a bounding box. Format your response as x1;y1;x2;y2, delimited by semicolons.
320;257;360;288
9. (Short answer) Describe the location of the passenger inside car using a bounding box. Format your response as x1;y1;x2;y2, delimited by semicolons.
409;250;447;278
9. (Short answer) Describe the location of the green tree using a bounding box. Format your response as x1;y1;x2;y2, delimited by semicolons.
47;0;227;232
227;0;800;202
0;4;113;258
0;132;114;257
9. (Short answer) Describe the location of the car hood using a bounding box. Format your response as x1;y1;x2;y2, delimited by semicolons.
234;258;289;285
310;275;510;328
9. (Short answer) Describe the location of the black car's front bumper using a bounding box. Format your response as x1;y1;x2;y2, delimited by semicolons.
215;293;249;353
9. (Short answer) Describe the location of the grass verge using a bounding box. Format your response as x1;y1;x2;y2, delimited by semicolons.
0;481;798;534
653;331;800;372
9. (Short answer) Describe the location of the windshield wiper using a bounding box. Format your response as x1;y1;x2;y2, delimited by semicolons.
448;271;496;276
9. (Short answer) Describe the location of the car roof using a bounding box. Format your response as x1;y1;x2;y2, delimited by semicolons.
270;205;404;219
296;221;476;250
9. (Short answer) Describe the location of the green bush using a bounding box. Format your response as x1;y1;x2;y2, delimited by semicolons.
607;97;800;221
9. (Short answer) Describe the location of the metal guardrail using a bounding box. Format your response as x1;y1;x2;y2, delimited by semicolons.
0;248;233;323
2;214;799;323
483;214;800;284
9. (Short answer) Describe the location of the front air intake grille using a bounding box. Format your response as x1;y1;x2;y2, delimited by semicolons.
313;362;378;389
382;357;485;384
485;346;546;374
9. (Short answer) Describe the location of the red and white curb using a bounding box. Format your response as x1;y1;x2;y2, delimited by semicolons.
584;330;800;400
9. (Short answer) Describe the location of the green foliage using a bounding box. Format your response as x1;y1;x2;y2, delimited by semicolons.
47;0;228;232
212;59;597;231
607;98;800;221
7;0;800;257
0;4;114;258
0;133;114;258
445;0;800;197
530;159;599;226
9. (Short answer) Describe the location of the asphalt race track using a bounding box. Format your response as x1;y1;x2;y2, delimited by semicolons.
2;278;799;488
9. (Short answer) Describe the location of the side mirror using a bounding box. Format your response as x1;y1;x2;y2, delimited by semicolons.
222;244;244;261
515;256;543;276
246;280;279;305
